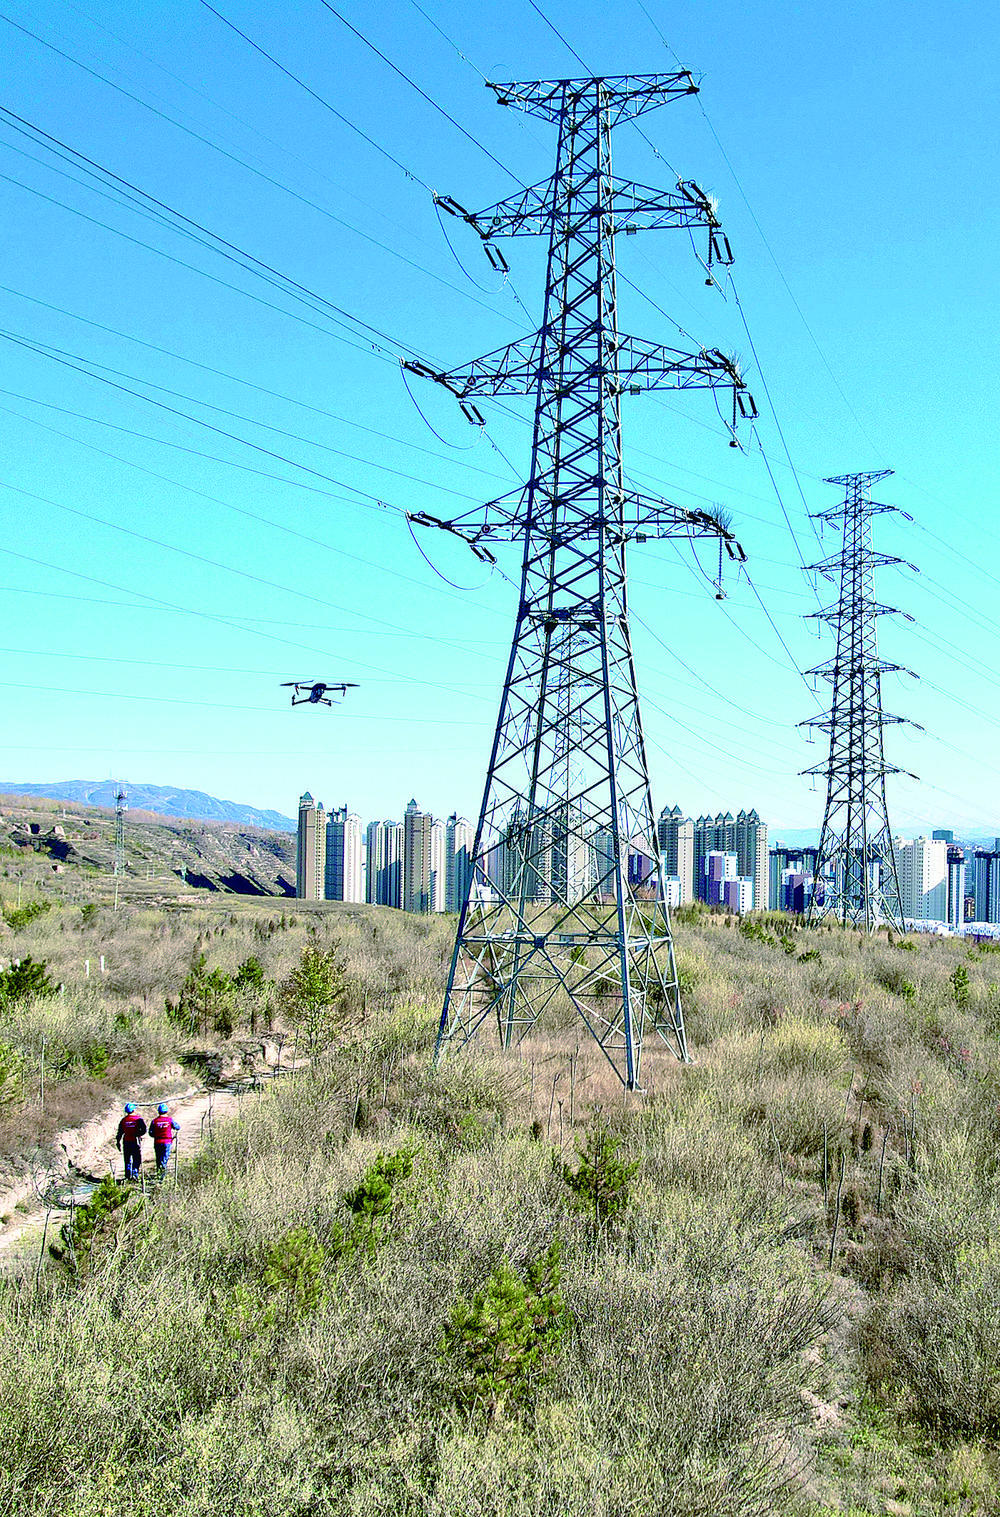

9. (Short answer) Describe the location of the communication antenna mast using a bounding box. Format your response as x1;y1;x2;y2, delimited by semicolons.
407;73;755;1088
113;784;128;878
802;470;919;932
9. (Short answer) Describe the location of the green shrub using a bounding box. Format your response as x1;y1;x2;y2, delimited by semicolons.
80;1042;110;1079
50;1175;143;1280
260;1225;326;1326
562;1128;637;1229
3;898;51;932
951;964;971;1009
439;1240;568;1416
0;956;56;1005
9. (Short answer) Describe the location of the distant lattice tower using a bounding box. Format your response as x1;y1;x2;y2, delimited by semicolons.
113;785;128;878
802;470;919;932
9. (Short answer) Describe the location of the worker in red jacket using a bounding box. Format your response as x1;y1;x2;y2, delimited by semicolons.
149;1103;179;1178
115;1103;147;1181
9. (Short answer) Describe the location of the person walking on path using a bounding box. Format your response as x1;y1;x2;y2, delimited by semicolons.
115;1102;147;1181
149;1103;179;1179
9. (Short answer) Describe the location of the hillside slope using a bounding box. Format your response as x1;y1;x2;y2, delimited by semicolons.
0;792;296;898
0;780;295;832
1;883;999;1514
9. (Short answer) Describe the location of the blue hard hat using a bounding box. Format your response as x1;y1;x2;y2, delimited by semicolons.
158;1103;168;1114
124;1102;136;1114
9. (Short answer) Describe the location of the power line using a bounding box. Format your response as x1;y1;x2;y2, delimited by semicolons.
0;330;414;511
0;677;492;723
317;0;527;188
58;0;432;243
0;106;431;359
1;326;493;504
3;7;510;321
0;399;513;640
0;474;493;700
0;282;514;488
199;0;432;190
0;166;399;362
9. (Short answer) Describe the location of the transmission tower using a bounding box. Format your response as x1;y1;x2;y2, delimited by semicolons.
406;74;755;1088
802;470;919;932
113;785;127;878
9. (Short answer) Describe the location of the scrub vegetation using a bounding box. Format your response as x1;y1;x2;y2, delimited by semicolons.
2;885;1000;1514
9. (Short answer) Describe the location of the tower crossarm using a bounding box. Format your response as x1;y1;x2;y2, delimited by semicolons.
805;550;916;579
801;711;920;733
488;72;699;125
411;488;745;549
806;601;915;624
805;657;917;681
801;755;919;781
438;176;728;242
405;338;754;411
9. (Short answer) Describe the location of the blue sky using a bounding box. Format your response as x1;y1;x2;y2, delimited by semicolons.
1;0;998;835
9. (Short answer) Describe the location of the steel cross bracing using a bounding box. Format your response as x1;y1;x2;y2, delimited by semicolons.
802;471;920;933
408;74;755;1089
113;785;127;878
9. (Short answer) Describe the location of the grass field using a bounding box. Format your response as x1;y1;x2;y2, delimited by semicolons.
2;888;999;1515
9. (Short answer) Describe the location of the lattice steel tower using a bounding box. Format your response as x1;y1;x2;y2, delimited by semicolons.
407;74;755;1087
113;785;127;878
803;470;918;932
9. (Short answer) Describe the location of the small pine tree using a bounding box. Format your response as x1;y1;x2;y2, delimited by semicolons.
951;964;971;1009
50;1175;141;1280
0;956;56;1005
562;1128;638;1229
342;1146;416;1257
260;1225;326;1326
281;946;350;1054
439;1241;568;1417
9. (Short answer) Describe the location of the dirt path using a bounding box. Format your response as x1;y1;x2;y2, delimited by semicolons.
0;1077;250;1265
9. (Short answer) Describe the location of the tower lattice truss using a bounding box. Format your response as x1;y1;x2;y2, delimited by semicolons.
408;74;755;1087
114;786;127;878
803;470;918;933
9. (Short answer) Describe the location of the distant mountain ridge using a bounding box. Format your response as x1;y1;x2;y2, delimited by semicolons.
0;781;295;833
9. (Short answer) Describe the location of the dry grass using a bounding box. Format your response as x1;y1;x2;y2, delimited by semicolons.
2;895;1000;1512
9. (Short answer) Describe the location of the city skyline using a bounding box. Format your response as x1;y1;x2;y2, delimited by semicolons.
0;5;997;841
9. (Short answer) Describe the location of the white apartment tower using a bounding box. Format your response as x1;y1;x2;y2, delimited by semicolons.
366;820;403;908
894;837;948;922
430;817;447;913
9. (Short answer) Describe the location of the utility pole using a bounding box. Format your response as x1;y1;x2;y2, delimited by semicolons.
802;470;918;932
113;784;127;879
407;73;755;1088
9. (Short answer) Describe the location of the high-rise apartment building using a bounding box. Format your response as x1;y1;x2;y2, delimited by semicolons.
894;837;948;922
722;877;753;914
768;846;819;911
703;850;737;906
947;846;966;930
403;798;433;914
693;809;768;909
325;805;364;903
445;814;474;912
973;850;1000;924
430;818;446;913
657;805;694;903
295;792;326;900
366;819;403;908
